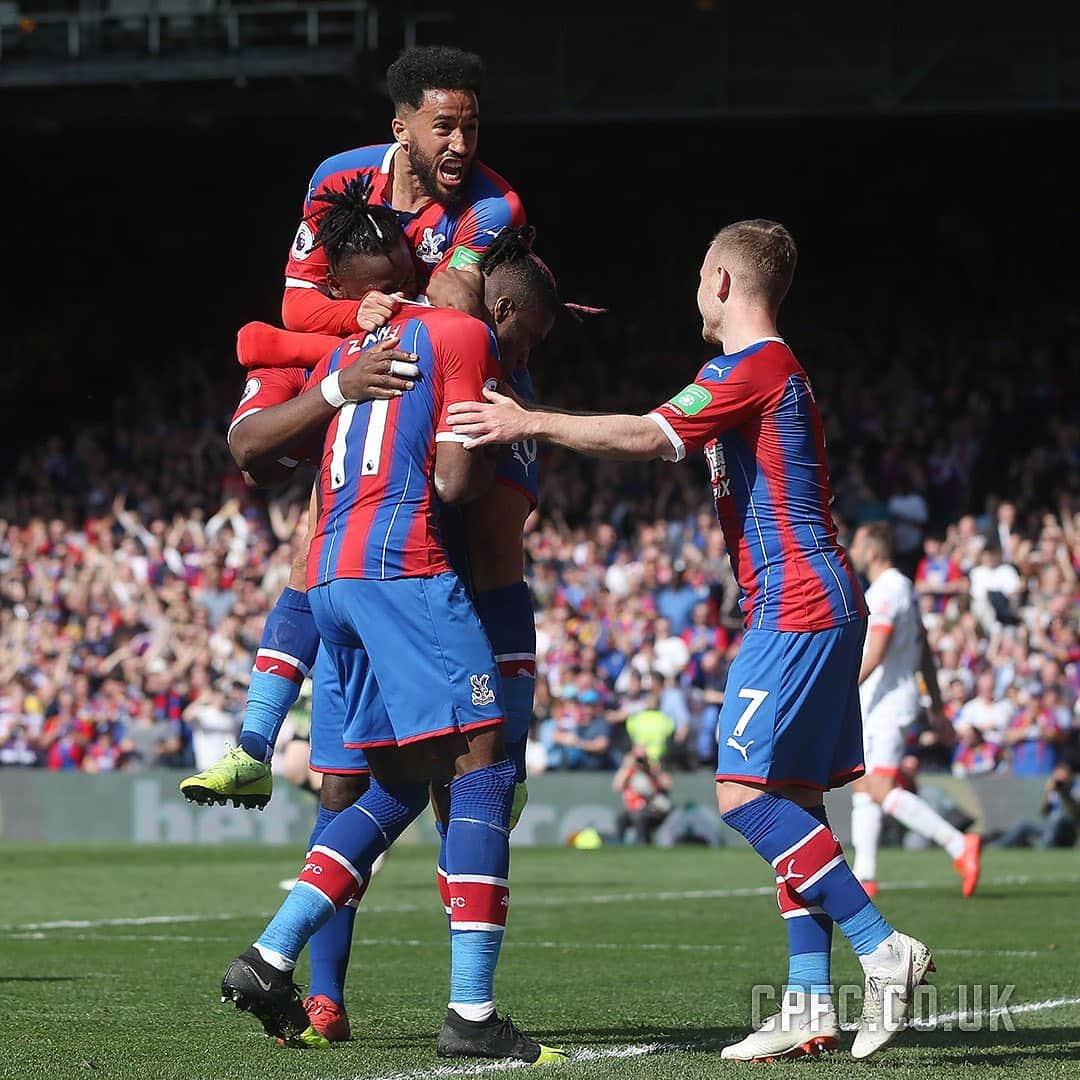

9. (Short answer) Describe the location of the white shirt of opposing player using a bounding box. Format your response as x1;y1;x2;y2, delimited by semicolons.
860;567;922;727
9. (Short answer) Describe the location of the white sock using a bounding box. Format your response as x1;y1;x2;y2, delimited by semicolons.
253;943;295;972
850;791;883;881
882;787;965;859
449;1000;496;1022
859;930;902;973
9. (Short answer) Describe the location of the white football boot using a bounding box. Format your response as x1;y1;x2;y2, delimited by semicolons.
851;932;935;1059
721;991;839;1062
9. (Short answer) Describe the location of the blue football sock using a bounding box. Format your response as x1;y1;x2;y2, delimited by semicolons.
240;588;320;763
445;760;516;1016
781;804;833;996
435;817;451;925
723;794;894;959
306;804;356;1005
256;780;428;967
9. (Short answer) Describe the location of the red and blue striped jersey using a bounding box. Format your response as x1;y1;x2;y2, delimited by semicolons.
285;143;524;293
647;338;865;633
307;304;504;585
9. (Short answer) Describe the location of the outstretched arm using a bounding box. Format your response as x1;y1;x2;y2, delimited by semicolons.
448;386;672;462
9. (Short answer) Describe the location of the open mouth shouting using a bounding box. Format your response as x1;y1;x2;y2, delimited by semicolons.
437;156;466;188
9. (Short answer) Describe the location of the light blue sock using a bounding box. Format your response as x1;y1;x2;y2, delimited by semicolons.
240;588;320;763
257;884;335;967
306;805;357;1004
446;761;516;1014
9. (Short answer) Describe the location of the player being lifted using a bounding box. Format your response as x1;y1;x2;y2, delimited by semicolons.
448;220;936;1061
181;44;523;809
217;218;563;1065
847;521;982;898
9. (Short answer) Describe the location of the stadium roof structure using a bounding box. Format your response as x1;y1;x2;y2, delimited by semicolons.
1;1;1077;121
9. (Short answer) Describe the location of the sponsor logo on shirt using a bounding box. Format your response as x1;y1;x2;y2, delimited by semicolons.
448;246;483;270
706;441;732;499
667;383;712;416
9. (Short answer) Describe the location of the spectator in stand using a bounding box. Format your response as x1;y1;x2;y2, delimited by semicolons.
956;671;1014;745
540;671;612;770
887;466;930;575
951;723;1002;777
689;648;728;766
681;601;731;663
915;534;968;614
655;558;707;634
1003;686;1069;776
969;545;1023;631
652;617;690;680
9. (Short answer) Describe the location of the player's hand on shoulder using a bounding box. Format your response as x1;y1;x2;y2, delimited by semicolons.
448;383;528;449
355;291;404;332
426;264;486;318
339;337;421;402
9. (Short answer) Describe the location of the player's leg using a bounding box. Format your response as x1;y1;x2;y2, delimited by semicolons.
182;499;319;807
220;593;427;1047
352;572;561;1063
717;624;933;1061
849;724;896;897
474;582;537;830
716;631;839;1062
304;775;368;1041
300;646;375;1040
871;765;981;898
179;576;314;808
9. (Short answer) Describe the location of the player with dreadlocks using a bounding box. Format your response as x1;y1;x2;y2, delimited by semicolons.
216;226;565;1063
282;45;524;337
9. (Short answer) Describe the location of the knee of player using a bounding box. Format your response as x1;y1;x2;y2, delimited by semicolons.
867;773;895;804
715;779;764;816
320;772;371;812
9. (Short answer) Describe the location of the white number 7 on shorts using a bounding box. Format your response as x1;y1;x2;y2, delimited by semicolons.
733;688;769;737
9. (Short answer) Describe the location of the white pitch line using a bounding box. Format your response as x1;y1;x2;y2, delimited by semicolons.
841;993;1080;1032
2;912;250;932
363;996;1080;1080
5;872;1079;935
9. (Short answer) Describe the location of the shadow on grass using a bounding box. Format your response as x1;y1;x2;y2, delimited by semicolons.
897;1024;1080;1064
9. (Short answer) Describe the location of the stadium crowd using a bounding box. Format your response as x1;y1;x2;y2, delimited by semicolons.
1;315;1077;781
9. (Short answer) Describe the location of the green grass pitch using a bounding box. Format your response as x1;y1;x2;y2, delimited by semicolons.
2;843;1079;1078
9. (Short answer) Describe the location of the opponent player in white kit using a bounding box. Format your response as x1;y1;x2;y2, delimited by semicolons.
848;522;982;898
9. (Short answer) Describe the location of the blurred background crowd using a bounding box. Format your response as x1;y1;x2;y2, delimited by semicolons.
2;309;1077;788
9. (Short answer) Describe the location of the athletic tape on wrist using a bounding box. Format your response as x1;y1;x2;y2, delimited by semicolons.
320;370;348;408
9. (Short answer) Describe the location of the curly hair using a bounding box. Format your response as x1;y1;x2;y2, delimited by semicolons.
386;45;484;111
